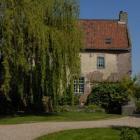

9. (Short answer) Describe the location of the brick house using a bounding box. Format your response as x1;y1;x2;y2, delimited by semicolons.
74;11;132;103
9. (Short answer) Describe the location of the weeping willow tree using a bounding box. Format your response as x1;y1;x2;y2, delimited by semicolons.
0;0;82;113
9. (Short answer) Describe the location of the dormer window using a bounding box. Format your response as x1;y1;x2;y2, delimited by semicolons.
105;38;112;44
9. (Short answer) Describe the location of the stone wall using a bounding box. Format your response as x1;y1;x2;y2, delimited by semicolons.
117;52;131;79
80;51;131;82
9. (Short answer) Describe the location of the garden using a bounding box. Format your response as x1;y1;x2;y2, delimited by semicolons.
0;0;140;139
0;0;140;119
36;127;140;140
0;76;140;126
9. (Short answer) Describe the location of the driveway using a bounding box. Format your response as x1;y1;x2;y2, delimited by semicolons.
0;116;140;140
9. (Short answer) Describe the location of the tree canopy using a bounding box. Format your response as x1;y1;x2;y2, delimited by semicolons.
0;0;82;113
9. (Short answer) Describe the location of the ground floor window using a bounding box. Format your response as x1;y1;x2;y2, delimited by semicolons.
74;77;85;94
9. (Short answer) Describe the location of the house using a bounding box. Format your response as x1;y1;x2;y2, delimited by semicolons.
74;11;132;102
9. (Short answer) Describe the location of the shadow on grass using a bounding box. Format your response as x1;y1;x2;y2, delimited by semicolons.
0;111;60;119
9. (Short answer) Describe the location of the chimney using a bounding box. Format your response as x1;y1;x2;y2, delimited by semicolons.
119;11;128;24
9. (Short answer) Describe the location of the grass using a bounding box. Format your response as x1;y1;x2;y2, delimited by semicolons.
36;127;140;140
36;128;121;140
0;112;122;125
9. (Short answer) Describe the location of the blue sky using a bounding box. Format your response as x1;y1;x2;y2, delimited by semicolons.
80;0;140;75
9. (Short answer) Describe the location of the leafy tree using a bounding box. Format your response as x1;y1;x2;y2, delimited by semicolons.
135;73;140;86
120;76;136;96
0;0;82;113
132;74;140;112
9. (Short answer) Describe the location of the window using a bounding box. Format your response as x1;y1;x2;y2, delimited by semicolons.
74;77;85;94
97;56;105;69
105;38;112;44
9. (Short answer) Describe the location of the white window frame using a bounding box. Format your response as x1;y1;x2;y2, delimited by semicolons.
74;77;85;94
97;56;105;69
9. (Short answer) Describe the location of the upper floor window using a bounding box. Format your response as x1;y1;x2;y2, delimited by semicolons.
97;56;105;69
105;38;112;44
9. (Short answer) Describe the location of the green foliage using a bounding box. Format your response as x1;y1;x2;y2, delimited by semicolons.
120;128;139;140
88;83;129;114
58;105;72;112
129;74;140;113
120;76;136;96
135;100;140;112
135;73;140;86
58;95;80;106
0;0;82;113
73;95;80;105
134;85;140;112
58;95;72;106
134;85;140;99
85;105;105;113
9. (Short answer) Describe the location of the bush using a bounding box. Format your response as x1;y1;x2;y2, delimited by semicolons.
58;94;80;106
136;128;140;136
87;83;129;114
58;105;72;112
58;95;71;106
120;128;139;140
74;95;80;105
135;100;140;113
84;105;105;113
134;85;140;100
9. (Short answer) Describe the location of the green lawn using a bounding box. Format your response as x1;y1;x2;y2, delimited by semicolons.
0;112;122;125
36;128;121;140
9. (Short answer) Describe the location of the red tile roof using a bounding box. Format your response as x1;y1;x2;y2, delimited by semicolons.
79;19;130;50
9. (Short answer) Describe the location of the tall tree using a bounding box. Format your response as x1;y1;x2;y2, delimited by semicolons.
0;0;81;112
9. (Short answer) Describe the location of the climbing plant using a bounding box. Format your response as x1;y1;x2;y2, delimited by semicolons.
0;0;82;113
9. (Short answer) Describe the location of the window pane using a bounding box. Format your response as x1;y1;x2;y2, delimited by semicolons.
74;77;85;94
97;57;105;69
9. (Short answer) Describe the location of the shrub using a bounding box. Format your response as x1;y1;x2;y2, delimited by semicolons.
135;100;140;113
58;105;71;112
84;105;105;113
120;128;139;140
74;95;80;105
136;128;140;136
87;83;129;114
58;94;80;106
58;95;72;106
134;85;140;100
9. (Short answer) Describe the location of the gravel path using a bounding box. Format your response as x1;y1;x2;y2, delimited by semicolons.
0;116;140;140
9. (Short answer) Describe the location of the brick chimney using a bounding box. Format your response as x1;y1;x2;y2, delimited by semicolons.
119;11;128;24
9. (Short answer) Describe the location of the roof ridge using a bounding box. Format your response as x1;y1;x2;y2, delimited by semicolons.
79;19;119;21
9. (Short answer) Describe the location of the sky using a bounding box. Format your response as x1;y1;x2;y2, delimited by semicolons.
80;0;140;75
